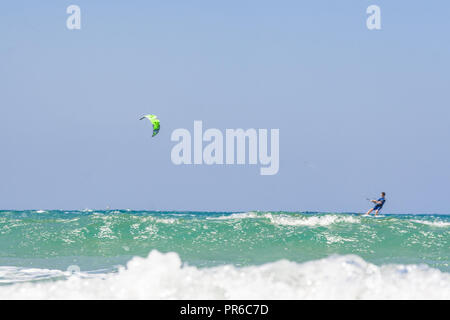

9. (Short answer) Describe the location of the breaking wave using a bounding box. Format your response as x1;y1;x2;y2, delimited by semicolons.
0;250;448;299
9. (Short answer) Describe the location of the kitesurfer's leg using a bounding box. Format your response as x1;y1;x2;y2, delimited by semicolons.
365;208;374;215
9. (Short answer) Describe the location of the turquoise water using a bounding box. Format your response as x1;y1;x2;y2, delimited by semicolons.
1;210;448;271
0;210;449;299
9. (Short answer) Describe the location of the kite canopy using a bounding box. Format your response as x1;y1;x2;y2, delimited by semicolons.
140;114;160;137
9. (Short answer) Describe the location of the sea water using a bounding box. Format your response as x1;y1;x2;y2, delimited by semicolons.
0;210;448;299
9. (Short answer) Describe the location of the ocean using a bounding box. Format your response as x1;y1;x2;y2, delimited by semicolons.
0;210;448;299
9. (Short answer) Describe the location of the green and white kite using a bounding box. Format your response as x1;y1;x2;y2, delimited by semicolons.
140;114;160;137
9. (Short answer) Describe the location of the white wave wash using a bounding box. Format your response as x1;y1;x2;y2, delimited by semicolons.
0;251;448;300
207;212;259;220
0;266;103;284
208;212;361;227
0;267;65;284
412;220;450;228
266;213;360;227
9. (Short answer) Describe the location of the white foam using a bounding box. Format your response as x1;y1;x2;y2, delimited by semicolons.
0;266;65;284
412;220;450;228
0;251;448;300
155;218;176;224
324;234;355;244
208;212;360;227
207;212;259;220
0;266;108;285
266;213;359;227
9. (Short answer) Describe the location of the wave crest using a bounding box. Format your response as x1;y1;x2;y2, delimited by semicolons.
266;213;360;227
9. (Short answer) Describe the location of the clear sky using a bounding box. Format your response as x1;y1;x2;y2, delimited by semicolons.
1;1;449;213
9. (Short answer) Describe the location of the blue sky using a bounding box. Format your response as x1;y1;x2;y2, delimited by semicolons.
1;1;449;213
